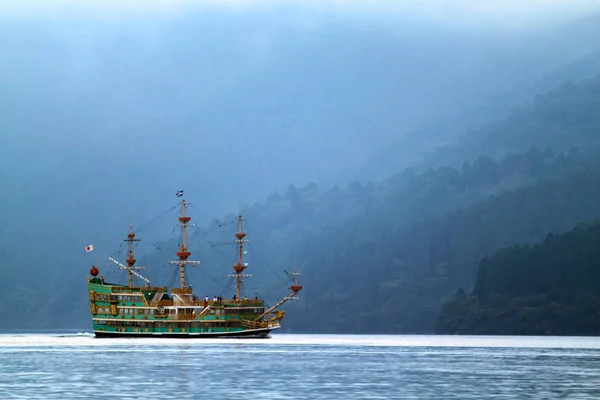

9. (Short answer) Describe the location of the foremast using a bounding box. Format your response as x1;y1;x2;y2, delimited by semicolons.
168;195;200;288
228;212;252;300
105;224;151;287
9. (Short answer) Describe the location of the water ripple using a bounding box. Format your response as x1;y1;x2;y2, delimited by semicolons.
0;334;599;399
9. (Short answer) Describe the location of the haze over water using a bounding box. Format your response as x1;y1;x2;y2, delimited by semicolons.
1;333;598;399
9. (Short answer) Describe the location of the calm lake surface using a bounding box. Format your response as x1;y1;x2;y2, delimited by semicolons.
0;333;599;399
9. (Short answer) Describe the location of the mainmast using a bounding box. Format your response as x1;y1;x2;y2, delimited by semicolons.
168;194;200;288
229;212;252;300
124;223;141;287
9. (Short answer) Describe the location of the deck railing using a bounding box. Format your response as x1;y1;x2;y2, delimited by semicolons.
171;288;193;295
241;320;280;330
110;286;165;293
157;299;266;308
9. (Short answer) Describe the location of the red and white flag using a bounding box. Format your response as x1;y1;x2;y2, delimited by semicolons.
85;244;94;252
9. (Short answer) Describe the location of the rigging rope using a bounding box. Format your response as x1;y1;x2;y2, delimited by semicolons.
167;264;178;288
133;205;178;234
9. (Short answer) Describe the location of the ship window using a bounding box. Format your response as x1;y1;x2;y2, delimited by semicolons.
98;320;107;325
149;309;154;314
138;309;144;314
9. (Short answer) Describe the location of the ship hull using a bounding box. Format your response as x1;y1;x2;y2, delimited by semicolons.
93;326;277;339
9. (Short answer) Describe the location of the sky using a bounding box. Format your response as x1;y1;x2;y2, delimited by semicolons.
2;0;599;25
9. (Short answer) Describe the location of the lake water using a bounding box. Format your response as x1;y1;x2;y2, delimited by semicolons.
0;333;599;399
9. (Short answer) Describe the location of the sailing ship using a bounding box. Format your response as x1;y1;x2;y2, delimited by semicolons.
86;194;302;338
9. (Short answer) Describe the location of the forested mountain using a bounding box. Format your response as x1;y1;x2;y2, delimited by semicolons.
3;72;597;330
285;152;600;332
436;221;600;335
1;70;599;330
2;4;600;332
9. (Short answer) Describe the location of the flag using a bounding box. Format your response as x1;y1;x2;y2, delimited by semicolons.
176;190;184;197
85;244;94;252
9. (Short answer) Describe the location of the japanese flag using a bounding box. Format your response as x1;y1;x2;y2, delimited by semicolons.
85;244;94;252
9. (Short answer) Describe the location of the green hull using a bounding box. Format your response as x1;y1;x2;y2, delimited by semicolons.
93;327;276;339
88;278;281;339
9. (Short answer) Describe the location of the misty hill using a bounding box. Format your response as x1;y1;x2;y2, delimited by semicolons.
422;74;600;169
14;146;600;330
286;151;600;332
3;67;600;330
363;47;600;179
2;4;600;330
436;221;600;335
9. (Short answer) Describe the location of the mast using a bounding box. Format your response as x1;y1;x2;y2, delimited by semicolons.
108;257;151;285
229;212;251;300
124;222;141;287
168;195;200;288
254;271;302;321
